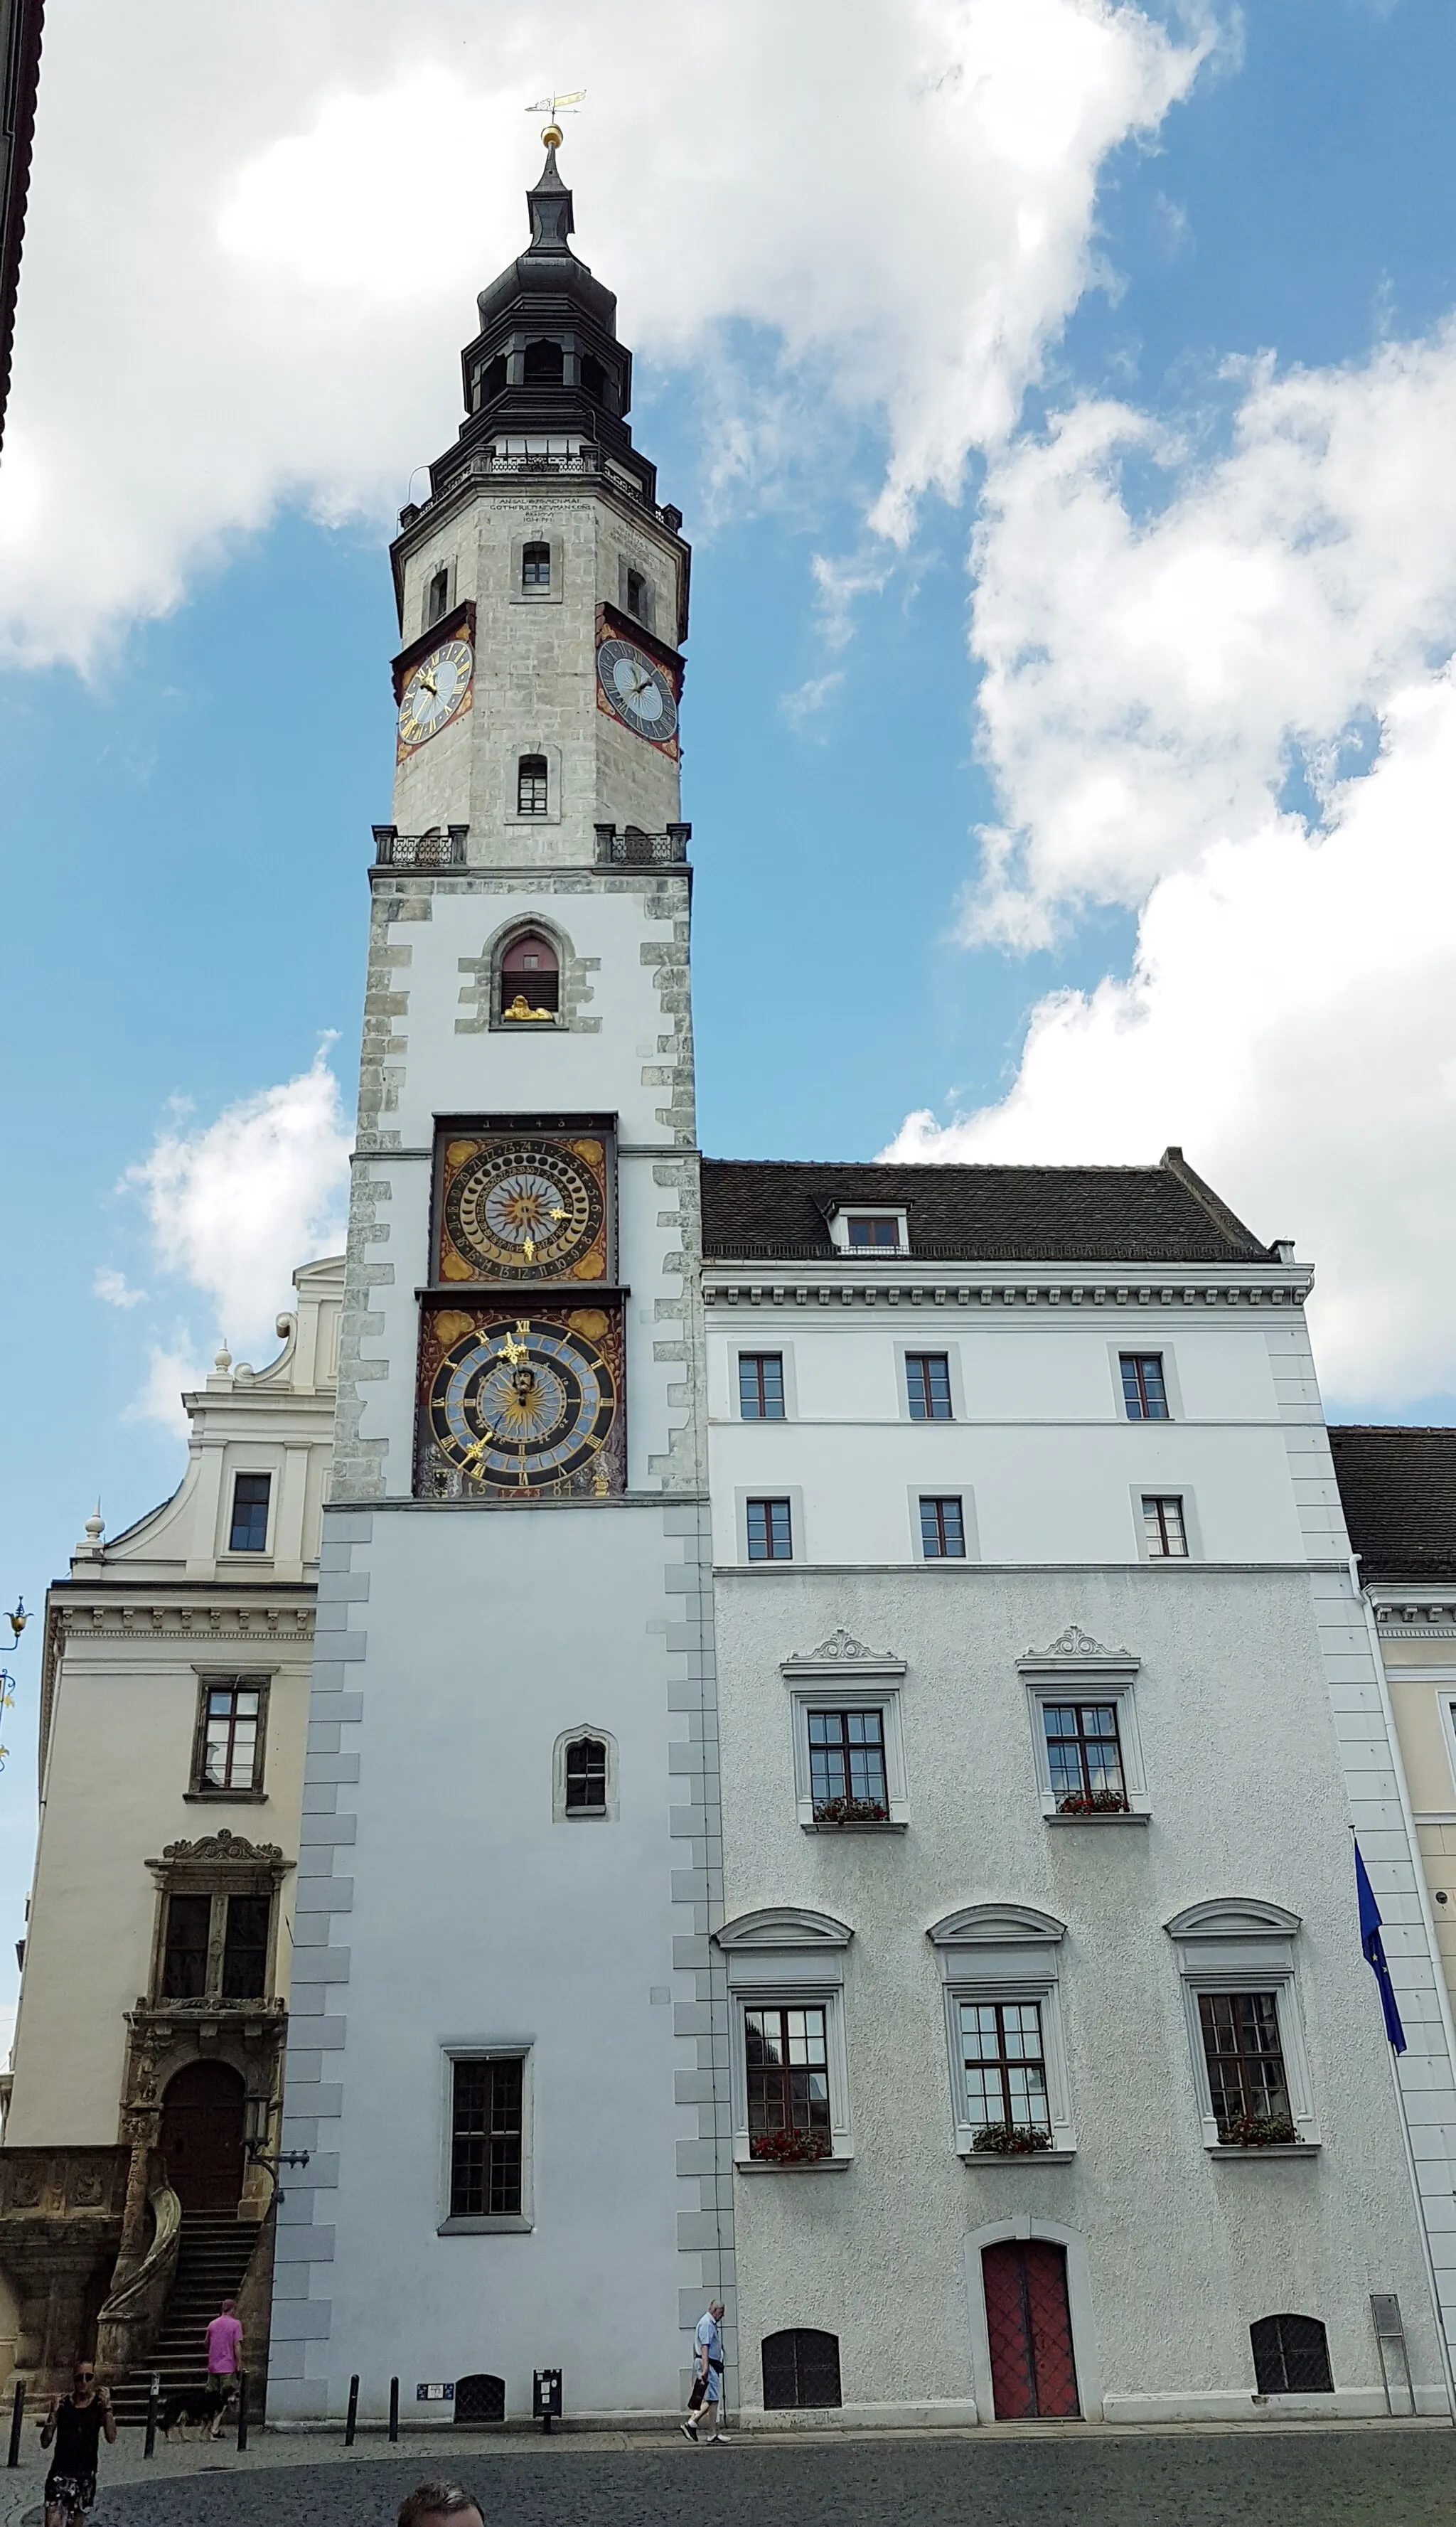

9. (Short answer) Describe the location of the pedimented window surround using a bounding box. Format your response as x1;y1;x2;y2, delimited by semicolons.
715;1908;855;2168
1165;1899;1319;2149
927;1904;1075;2158
1017;1628;1148;1822
781;1632;908;1829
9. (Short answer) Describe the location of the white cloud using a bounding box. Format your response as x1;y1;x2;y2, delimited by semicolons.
125;1049;350;1352
0;0;1208;664
93;1267;146;1309
124;1340;209;1438
886;327;1456;1405
781;671;845;730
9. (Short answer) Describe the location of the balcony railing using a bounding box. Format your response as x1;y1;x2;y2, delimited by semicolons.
402;447;683;537
595;823;691;866
373;825;468;870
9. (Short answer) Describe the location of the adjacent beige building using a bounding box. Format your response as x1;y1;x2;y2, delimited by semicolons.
0;1259;341;2404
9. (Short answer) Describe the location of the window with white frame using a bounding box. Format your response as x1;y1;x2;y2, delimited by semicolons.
716;1908;854;2167
781;1635;908;1829
927;1906;1074;2157
1017;1631;1147;1820
552;1723;618;1822
828;1205;908;1254
1165;1901;1317;2149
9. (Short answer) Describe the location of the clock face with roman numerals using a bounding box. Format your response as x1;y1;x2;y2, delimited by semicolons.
596;636;678;744
397;636;473;749
424;1315;617;1494
441;1136;605;1282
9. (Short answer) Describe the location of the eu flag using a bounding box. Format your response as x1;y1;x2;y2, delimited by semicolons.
1356;1842;1408;2055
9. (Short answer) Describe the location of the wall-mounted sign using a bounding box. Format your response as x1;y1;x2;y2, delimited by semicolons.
416;2382;456;2402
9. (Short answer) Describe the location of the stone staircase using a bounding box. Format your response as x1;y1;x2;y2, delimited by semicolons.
109;2211;261;2427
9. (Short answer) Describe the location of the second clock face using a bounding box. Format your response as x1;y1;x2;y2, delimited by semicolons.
597;635;679;744
441;1136;606;1281
425;1315;617;1492
398;636;473;749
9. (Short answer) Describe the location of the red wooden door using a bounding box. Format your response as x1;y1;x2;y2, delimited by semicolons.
982;2240;1079;2419
159;2061;245;2208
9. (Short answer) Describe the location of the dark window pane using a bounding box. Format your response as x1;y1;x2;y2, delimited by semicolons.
746;1499;792;1561
221;1894;269;1999
564;1736;608;1812
229;1474;271;1554
580;354;606;402
516;754;549;815
847;1216;898;1246
808;1709;887;1814
919;1496;965;1558
162;1895;212;1999
762;2328;842;2410
1251;2314;1332;2394
960;1999;1049;2132
523;338;563;383
521;541;551;589
746;2007;830;2139
426;568;450;626
1043;1701;1126;1805
739;1354;785;1419
906;1355;953;1420
451;2057;524;2218
1199;1992;1290;2137
1120;1354;1169;1420
625;568;648;620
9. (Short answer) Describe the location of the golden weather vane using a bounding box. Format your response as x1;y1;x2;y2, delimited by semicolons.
526;90;586;148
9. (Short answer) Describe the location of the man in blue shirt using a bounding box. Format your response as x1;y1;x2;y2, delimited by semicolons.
681;2299;729;2443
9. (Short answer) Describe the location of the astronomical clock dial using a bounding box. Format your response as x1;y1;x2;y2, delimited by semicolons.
596;635;678;744
426;1315;617;1494
397;636;473;749
441;1136;605;1282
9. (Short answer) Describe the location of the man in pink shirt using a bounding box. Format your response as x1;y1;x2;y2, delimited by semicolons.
203;2298;243;2440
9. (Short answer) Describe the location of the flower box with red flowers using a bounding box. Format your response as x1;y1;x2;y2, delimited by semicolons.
1217;2112;1299;2149
970;2121;1054;2156
1056;1788;1130;1816
811;1795;891;1826
749;2127;833;2164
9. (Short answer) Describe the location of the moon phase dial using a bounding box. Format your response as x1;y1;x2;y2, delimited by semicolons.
439;1135;607;1283
417;1308;623;1500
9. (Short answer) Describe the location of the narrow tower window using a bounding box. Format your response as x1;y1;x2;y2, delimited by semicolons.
516;754;549;816
499;931;560;1021
563;1737;609;1814
523;337;564;384
625;567;648;621
521;542;552;592
425;566;450;628
580;352;606;402
474;353;507;408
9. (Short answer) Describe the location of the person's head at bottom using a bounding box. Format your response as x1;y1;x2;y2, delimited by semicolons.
397;2485;483;2527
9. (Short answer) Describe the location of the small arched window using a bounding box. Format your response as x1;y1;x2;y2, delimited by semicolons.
516;754;549;816
625;567;648;622
499;929;559;1021
1251;2314;1333;2395
564;1737;608;1815
580;353;606;402
521;542;551;593
524;338;564;385
761;2329;841;2411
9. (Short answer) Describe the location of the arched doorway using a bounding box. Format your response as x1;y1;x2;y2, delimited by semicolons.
159;2061;245;2209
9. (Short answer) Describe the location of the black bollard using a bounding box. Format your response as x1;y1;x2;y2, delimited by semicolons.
5;2380;23;2468
388;2376;400;2443
143;2372;160;2460
235;2371;249;2452
344;2373;359;2447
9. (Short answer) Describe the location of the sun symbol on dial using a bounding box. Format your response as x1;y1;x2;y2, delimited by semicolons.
426;1315;617;1492
443;1137;604;1281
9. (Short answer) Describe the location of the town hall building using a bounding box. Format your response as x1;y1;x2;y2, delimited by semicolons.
4;134;1455;2435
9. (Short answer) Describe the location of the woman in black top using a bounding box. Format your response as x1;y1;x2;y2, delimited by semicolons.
41;2363;116;2527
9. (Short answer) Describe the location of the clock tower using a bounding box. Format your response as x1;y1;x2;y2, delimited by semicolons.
270;139;732;2422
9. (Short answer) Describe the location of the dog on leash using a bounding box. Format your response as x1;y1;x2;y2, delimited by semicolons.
163;2380;233;2442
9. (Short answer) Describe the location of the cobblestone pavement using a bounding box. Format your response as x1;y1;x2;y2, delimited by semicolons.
0;2423;1445;2527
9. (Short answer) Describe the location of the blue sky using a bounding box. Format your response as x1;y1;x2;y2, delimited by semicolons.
3;0;1456;2000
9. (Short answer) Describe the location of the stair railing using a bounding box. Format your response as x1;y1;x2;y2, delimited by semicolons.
95;2184;181;2378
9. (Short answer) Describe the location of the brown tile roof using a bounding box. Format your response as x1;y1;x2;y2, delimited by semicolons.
1329;1426;1456;1585
700;1146;1271;1266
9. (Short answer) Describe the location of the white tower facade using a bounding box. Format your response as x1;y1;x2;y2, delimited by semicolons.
269;147;732;2422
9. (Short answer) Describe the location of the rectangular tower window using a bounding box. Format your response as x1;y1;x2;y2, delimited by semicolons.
739;1353;786;1419
451;2057;525;2218
1142;1494;1187;1558
220;1894;270;1999
625;566;649;622
228;1473;272;1554
521;541;551;590
516;754;549;815
906;1354;953;1420
746;1498;793;1561
425;566;451;627
196;1681;265;1795
919;1495;965;1558
1120;1353;1169;1419
808;1710;887;1817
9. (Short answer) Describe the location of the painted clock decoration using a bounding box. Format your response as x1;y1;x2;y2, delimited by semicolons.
392;602;477;760
437;1133;609;1284
417;1306;624;1500
595;606;681;756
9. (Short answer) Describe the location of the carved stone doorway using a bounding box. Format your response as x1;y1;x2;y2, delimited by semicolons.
159;2061;245;2209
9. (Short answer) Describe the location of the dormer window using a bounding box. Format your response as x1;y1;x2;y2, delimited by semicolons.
521;543;551;592
517;754;549;816
828;1208;909;1254
523;337;564;385
500;931;560;1021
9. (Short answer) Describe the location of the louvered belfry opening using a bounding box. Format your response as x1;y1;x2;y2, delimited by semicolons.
500;930;560;1017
